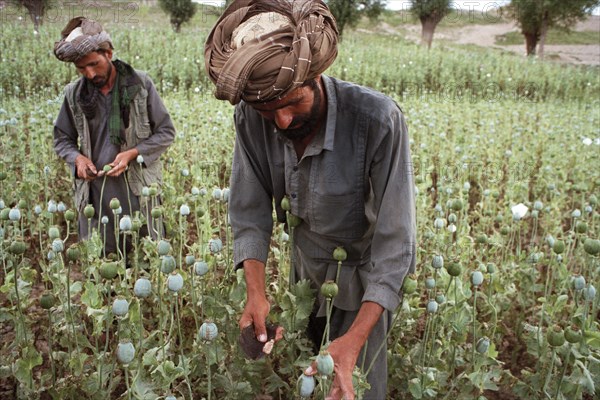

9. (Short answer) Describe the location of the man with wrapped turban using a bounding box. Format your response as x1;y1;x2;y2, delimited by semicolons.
205;1;416;398
53;17;175;255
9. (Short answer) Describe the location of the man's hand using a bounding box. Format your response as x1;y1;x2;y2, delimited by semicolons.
305;301;385;400
105;148;139;177
305;334;359;400
239;259;284;343
75;154;97;181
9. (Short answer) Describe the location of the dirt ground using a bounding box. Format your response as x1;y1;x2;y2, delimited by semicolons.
374;16;600;66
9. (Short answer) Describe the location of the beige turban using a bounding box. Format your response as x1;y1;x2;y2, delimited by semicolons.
204;0;339;105
54;17;113;62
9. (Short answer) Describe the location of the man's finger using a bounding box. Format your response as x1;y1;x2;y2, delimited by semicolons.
274;326;285;341
254;318;267;342
239;314;252;330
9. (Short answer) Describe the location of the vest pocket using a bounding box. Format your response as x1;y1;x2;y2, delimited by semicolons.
133;96;151;138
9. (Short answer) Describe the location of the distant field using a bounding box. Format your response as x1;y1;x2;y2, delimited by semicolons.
497;30;600;45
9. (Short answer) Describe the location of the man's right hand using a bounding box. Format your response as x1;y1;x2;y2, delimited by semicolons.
239;259;284;343
75;155;97;181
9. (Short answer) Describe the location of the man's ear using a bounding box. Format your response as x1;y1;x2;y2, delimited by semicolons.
104;49;113;61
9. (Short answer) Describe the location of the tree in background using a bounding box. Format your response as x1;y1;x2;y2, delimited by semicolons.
326;0;386;39
410;0;452;48
507;0;599;57
16;0;51;33
158;0;197;33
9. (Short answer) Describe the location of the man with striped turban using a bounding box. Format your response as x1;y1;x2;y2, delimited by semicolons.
205;1;416;398
53;17;175;255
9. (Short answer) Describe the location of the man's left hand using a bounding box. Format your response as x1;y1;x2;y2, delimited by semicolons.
305;334;360;400
105;149;139;177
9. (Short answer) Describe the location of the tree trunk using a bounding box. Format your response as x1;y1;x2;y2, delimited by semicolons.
420;18;438;49
23;0;45;33
523;32;538;56
538;14;549;59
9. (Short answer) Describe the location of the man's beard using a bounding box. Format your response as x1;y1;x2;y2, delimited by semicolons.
88;61;112;88
276;80;322;141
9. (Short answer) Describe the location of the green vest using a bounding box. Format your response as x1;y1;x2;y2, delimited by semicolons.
64;70;163;214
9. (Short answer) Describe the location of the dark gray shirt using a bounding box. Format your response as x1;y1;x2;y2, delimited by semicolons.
230;75;416;315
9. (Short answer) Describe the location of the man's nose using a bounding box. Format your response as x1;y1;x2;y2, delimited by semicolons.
83;67;96;80
274;109;293;130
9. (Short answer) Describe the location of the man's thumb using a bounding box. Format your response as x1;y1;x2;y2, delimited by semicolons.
254;320;267;342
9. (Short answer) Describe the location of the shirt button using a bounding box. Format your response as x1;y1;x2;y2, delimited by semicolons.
293;166;298;172
291;193;297;199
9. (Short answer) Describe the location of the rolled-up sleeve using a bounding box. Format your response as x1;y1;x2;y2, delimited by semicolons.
229;105;275;269
135;76;175;164
362;108;416;311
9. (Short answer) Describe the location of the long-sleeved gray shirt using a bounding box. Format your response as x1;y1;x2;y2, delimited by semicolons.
230;75;416;316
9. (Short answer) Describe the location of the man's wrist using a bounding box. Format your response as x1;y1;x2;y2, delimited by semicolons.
243;259;267;300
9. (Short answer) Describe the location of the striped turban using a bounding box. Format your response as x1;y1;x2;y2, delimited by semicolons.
204;0;339;105
54;17;113;63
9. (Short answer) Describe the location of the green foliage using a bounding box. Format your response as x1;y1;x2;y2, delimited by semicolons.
326;0;386;38
158;0;197;33
410;0;452;23
506;0;599;54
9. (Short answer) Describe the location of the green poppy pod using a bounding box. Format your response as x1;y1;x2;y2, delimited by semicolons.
476;336;490;354
134;278;152;298
471;271;484;286
40;292;56;310
281;196;291;211
167;272;184;292
320;280;338;299
161;255;176;274
9;239;27;255
199;321;218;341
51;239;64;253
427;300;438;313
316;350;334;376
583;238;600;256
194;261;209;277
116;340;135;364
109;198;121;210
402;274;418;295
83;204;95;219
547;325;565;347
112;298;129;317
447;261;462;277
431;254;444;269
157;239;171;256
552;240;565;254
66;244;81;261
287;213;302;228
333;246;347;262
99;261;119;280
572;275;586;291
151;207;163;219
297;374;316;398
64;209;76;222
564;325;582;344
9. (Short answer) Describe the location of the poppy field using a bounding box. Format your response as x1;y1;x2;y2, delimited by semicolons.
0;6;599;400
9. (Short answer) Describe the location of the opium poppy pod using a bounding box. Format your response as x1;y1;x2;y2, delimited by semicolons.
316;350;334;376
297;374;315;398
199;321;218;341
117;340;135;364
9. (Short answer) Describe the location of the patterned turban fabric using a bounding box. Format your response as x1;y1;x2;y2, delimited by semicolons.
204;0;339;105
54;17;113;62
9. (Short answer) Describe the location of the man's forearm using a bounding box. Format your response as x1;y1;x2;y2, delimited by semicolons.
344;301;384;349
243;259;267;300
